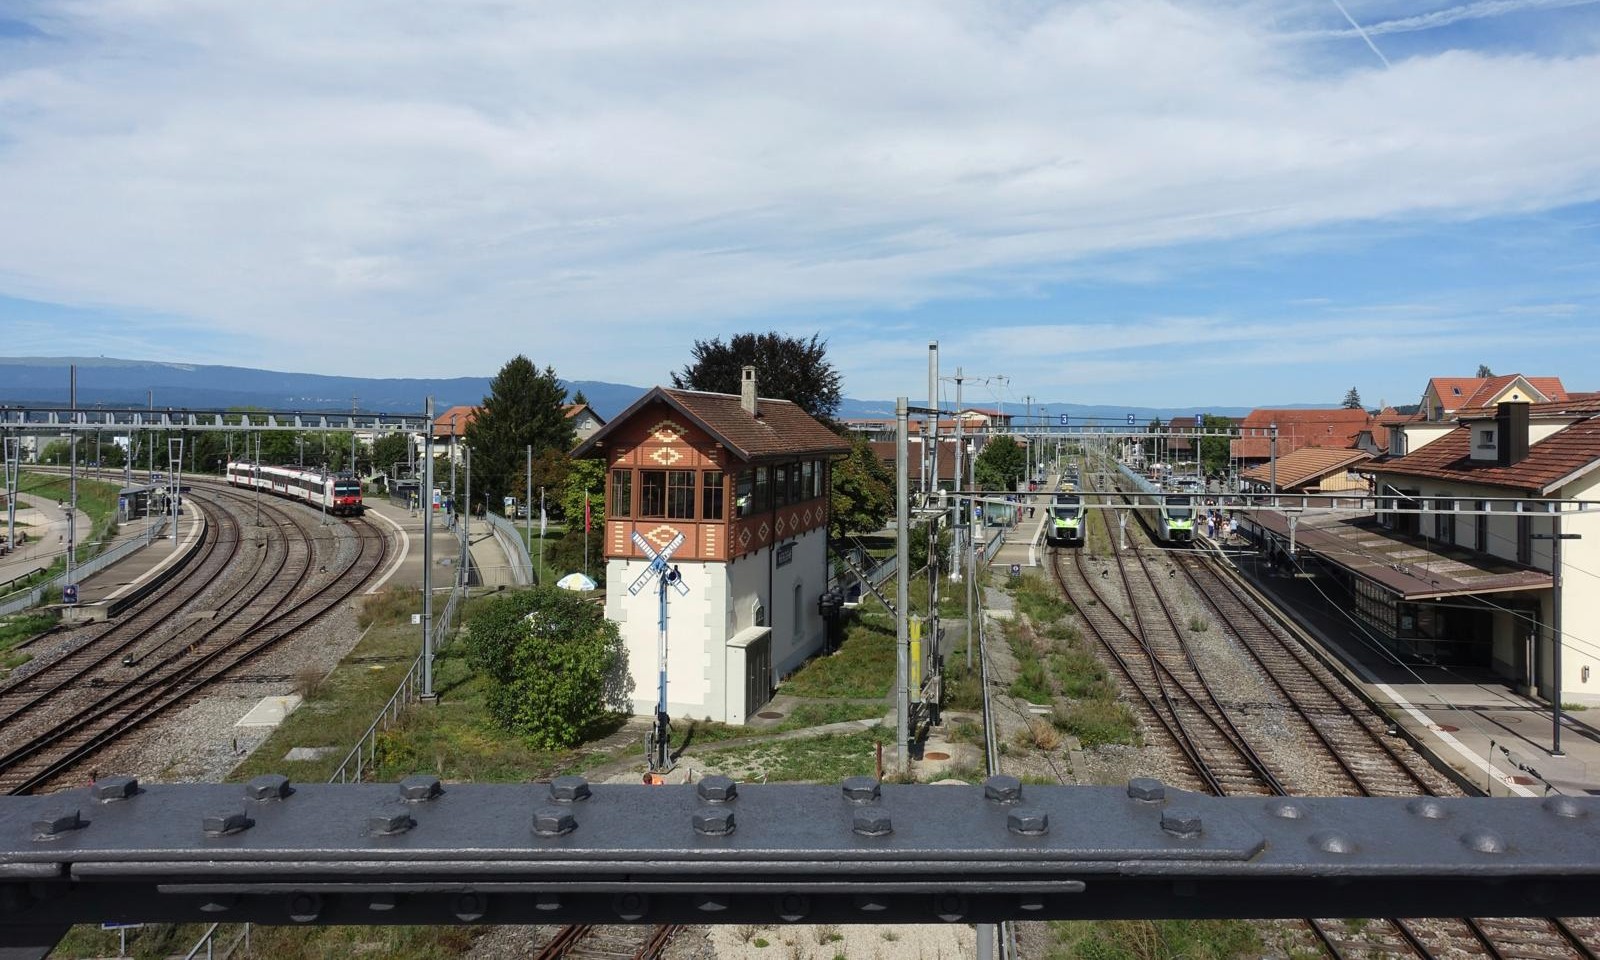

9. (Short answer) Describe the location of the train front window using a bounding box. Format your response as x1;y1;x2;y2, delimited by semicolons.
334;482;360;496
1167;505;1193;519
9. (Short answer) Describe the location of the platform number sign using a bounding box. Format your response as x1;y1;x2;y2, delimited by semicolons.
1059;414;1069;426
1126;414;1136;426
1196;414;1205;427
63;584;78;605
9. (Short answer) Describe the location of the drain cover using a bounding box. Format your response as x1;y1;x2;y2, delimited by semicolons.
924;751;951;761
757;711;784;719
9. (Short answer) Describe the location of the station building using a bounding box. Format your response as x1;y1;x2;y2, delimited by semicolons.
1244;398;1600;705
572;368;849;724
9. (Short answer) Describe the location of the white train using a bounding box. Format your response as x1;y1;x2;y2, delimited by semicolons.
225;461;365;517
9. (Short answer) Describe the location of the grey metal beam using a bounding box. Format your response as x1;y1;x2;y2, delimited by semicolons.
0;407;432;434
3;779;1600;926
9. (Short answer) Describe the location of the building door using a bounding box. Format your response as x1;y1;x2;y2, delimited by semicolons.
745;632;772;717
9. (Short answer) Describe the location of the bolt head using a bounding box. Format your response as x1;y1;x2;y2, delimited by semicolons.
32;810;83;839
203;810;253;837
399;775;443;802
534;809;578;837
841;776;881;802
693;808;737;836
549;775;590;802
697;775;738;803
92;775;140;802
246;774;293;801
1007;809;1049;836
367;811;415;835
1127;777;1166;802
853;810;893;837
1161;809;1203;838
983;774;1022;803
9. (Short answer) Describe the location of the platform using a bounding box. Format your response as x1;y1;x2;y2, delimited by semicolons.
1224;546;1600;797
360;495;521;596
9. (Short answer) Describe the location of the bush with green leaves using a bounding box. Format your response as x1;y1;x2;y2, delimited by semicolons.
463;587;628;748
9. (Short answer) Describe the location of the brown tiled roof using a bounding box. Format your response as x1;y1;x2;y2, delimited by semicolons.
563;402;605;424
1369;417;1600;494
869;438;967;481
1427;374;1567;415
1244;510;1550;600
572;386;849;462
1239;447;1373;490
433;405;479;437
1230;408;1371;460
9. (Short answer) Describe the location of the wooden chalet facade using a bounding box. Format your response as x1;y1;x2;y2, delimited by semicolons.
573;368;850;724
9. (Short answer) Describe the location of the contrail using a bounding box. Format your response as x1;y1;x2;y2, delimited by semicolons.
1360;0;1598;36
1329;0;1393;67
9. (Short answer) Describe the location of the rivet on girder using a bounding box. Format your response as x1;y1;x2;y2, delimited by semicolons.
1310;830;1356;854
1461;828;1508;854
842;776;881;802
775;892;810;922
246;774;293;801
549;775;590;803
853;809;893;837
203;810;253;837
935;892;968;922
534;809;577;837
693;807;736;836
1127;777;1166;802
1007;809;1049;836
613;892;649;921
983;774;1022;803
92;775;140;802
1161;809;1203;839
1406;798;1449;820
1266;798;1304;819
287;892;322;924
399;775;443;802
453;892;486;921
697;775;738;803
32;810;84;841
367;810;416;836
694;894;730;913
1543;795;1586;819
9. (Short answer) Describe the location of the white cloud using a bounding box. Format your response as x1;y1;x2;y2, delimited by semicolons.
0;0;1597;392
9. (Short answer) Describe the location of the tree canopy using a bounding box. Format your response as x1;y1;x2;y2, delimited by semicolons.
1341;387;1363;410
975;436;1026;491
464;356;574;515
1196;414;1234;476
672;332;843;423
461;587;627;748
1476;364;1495;378
830;434;893;537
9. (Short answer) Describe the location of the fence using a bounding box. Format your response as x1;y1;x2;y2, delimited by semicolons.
0;515;171;617
327;579;467;784
483;511;533;586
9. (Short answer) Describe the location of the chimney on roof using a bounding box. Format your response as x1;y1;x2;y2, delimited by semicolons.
1496;401;1529;466
740;365;758;417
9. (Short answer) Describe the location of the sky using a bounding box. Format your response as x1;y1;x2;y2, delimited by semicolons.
1;0;1599;409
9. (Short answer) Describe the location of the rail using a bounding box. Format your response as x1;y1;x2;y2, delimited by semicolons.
327;581;467;785
483;511;533;586
0;515;170;617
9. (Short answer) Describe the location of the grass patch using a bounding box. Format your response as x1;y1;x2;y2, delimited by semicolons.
708;729;892;783
781;610;895;699
1052;698;1141;747
19;471;121;560
0;611;56;654
231;587;599;785
1047;919;1262;960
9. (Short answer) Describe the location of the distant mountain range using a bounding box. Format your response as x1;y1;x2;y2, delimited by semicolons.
0;356;1263;423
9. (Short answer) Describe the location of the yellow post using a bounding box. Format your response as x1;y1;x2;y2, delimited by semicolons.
909;615;923;691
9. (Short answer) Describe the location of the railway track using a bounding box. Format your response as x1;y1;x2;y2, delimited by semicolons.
1049;459;1600;960
531;923;683;960
0;485;390;794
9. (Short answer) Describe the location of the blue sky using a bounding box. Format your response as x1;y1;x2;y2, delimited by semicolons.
1;0;1599;408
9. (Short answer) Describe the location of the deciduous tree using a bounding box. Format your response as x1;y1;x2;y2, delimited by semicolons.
672;332;843;423
462;587;626;748
975;436;1026;491
830;434;893;537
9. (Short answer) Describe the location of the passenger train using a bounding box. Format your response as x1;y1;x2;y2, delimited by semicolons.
225;462;365;517
1115;461;1194;544
1047;492;1085;546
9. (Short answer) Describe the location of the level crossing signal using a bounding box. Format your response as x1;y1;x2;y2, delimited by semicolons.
628;531;688;776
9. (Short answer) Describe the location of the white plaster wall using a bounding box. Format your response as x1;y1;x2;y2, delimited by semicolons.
769;527;829;677
1556;470;1600;703
1399;423;1455;453
606;557;721;719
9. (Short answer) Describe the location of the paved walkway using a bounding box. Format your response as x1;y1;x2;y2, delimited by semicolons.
0;493;91;587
